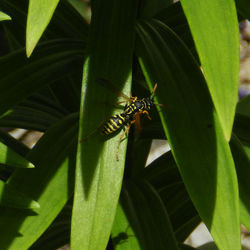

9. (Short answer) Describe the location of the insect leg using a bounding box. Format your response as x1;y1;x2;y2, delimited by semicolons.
141;110;151;120
116;124;131;161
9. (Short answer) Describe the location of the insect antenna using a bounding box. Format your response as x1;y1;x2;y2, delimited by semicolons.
150;83;158;99
150;83;167;108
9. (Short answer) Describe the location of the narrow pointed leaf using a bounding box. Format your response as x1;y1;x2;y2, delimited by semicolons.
26;0;60;56
0;142;34;168
71;1;137;249
0;10;11;21
230;135;250;230
0;113;78;249
120;180;179;250
142;152;200;241
0;39;84;115
136;20;240;250
0;180;39;209
180;0;239;140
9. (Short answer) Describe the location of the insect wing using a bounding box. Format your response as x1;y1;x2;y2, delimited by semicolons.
96;78;131;102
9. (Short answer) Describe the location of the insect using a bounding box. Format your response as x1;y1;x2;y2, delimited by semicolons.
82;79;158;161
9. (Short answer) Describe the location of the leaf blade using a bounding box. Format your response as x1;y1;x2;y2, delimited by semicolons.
0;10;11;21
180;0;239;140
136;19;240;250
26;0;60;56
0;113;78;249
71;1;138;249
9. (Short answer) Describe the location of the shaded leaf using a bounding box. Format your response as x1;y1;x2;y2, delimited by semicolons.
0;39;84;116
236;0;250;19
231;135;250;230
136;19;240;250
0;113;78;249
0;180;39;209
119;180;179;250
111;202;141;250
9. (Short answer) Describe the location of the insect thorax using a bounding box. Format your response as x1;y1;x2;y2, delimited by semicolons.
124;97;153;115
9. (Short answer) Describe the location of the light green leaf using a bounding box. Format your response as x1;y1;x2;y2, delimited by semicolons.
0;113;78;249
71;1;137;249
0;142;34;168
26;0;60;57
0;10;11;21
112;202;141;250
180;0;239;140
136;19;240;250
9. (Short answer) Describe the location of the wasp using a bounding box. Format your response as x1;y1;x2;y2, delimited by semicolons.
82;79;158;161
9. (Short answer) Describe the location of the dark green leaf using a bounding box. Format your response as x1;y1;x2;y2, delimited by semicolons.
0;39;84;116
0;180;39;209
136;19;240;249
230;135;250;230
120;180;179;250
236;0;250;19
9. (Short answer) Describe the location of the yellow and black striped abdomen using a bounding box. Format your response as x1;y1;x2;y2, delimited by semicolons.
102;113;126;135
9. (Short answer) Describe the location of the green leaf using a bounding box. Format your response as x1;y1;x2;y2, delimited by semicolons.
136;20;240;250
233;95;250;145
0;142;34;168
154;2;195;52
140;0;172;18
0;10;11;21
26;0;60;57
0;93;66;131
180;0;239;140
111;202;141;250
0;39;84;116
67;0;90;22
30;202;72;249
0;180;39;209
236;0;250;19
236;95;250;117
0;113;78;249
0;130;30;157
71;1;137;249
0;0;88;50
142;152;200;241
119;180;179;250
233;114;250;145
230;135;250;230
